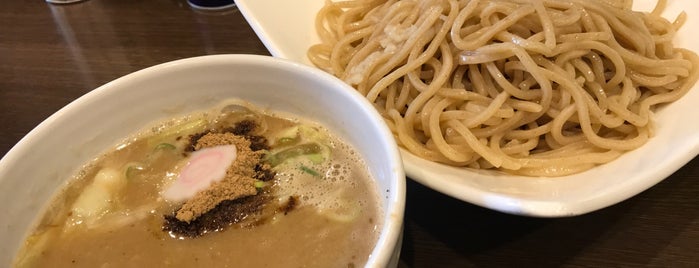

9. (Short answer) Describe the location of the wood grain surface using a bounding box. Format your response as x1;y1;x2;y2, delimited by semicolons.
1;1;697;267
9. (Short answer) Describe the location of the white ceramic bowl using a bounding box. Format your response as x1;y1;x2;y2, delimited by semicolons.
0;55;406;267
236;0;699;217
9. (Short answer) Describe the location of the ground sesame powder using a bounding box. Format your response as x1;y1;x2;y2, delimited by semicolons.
175;133;263;223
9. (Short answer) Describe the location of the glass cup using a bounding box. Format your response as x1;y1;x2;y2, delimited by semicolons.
187;0;236;10
45;0;87;4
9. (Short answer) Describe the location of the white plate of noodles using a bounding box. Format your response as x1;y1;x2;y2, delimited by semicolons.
236;0;699;217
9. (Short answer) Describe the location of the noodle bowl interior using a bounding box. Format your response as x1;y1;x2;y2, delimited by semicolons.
14;101;382;267
308;0;699;176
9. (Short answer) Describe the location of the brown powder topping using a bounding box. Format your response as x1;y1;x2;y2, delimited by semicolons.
164;194;270;238
278;196;298;215
174;132;262;223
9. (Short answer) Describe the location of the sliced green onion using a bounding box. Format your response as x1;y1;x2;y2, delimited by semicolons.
273;126;299;146
298;125;327;144
124;163;145;179
306;154;325;164
254;180;266;188
276;136;300;147
154;143;177;151
299;165;321;178
266;143;324;167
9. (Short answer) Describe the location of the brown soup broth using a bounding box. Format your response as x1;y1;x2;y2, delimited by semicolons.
14;102;382;268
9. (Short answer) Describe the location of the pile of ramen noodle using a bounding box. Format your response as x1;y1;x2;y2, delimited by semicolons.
308;0;699;176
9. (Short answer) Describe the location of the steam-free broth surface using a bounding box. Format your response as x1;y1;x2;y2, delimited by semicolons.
14;101;382;268
26;208;377;267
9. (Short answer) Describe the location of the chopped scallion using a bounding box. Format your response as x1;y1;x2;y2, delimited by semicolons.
154;143;177;151
266;143;324;167
276;136;300;147
299;165;321;178
306;154;324;164
124;163;145;179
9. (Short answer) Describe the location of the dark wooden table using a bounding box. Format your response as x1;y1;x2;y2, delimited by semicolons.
2;1;697;267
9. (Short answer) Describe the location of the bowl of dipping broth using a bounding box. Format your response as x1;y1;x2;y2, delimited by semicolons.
0;54;405;268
